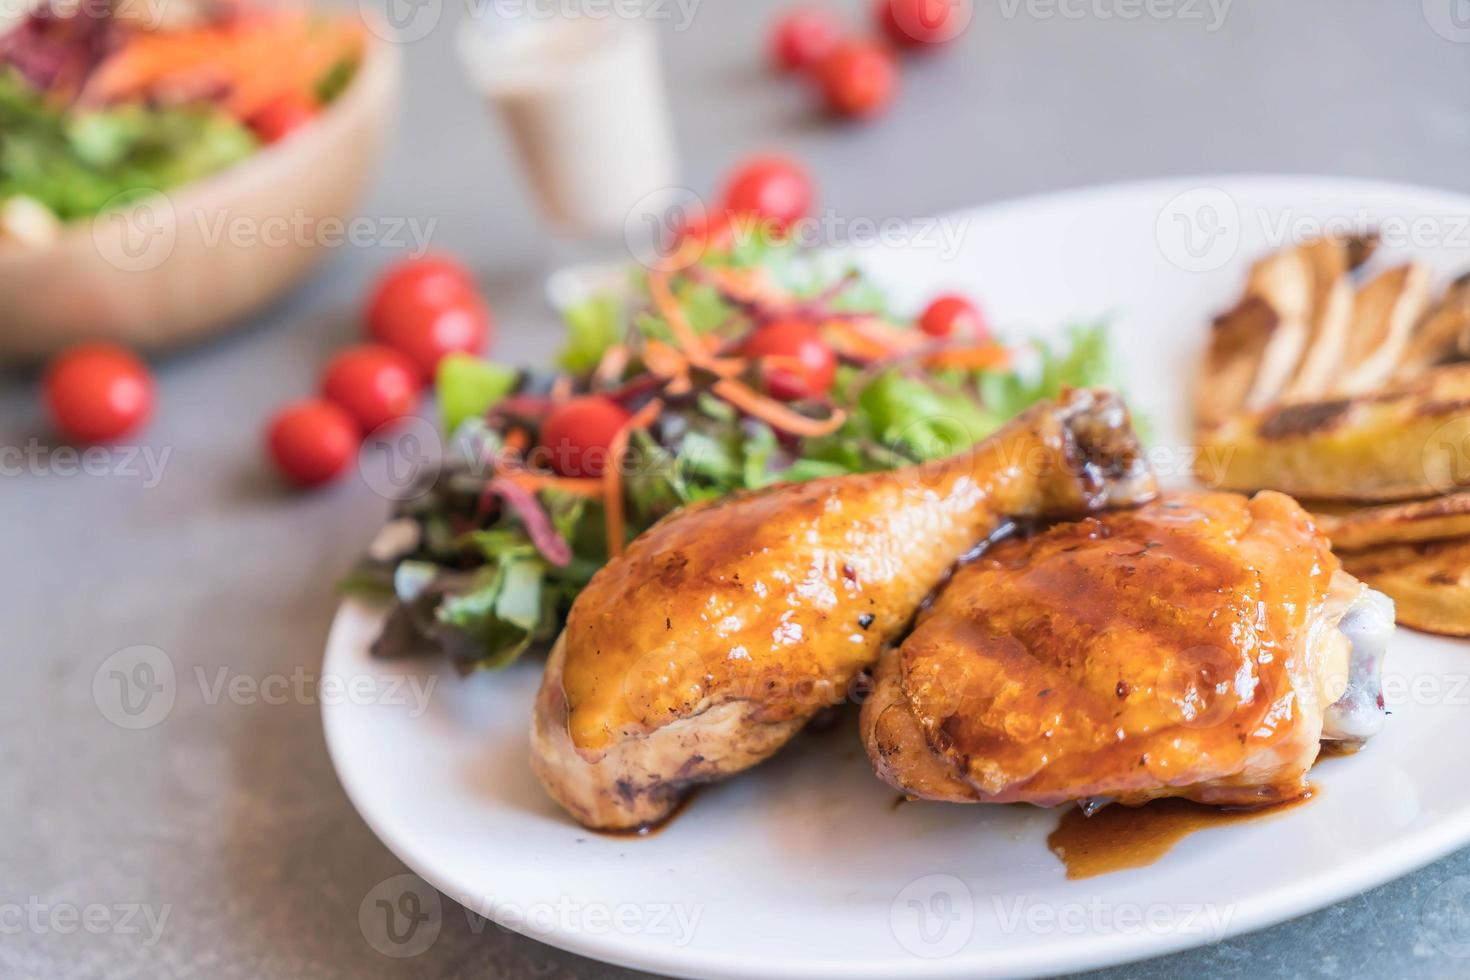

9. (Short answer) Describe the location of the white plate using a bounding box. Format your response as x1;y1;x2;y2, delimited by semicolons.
324;176;1470;979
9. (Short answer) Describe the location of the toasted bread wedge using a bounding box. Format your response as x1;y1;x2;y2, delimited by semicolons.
1282;239;1354;401
1340;262;1428;396
1196;237;1381;428
1335;263;1433;395
1196;363;1470;501
1195;296;1294;430
1397;272;1470;378
1339;538;1470;637
1314;493;1470;550
1198;243;1326;427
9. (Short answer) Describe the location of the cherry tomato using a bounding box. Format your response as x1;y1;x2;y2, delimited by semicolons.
44;343;154;443
367;255;476;320
266;399;359;488
538;396;632;479
919;294;989;341
248;93;318;144
676;205;736;251
818;40;898;119
721;156;814;233
876;0;973;48
366;256;491;380
321;344;421;434
770;7;843;73
743;319;837;401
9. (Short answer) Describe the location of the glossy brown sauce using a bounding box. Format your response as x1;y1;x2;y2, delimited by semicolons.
593;791;699;838
1316;740;1363;761
1047;790;1316;880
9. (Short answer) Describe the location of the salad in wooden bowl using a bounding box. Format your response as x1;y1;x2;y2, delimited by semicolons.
0;0;398;362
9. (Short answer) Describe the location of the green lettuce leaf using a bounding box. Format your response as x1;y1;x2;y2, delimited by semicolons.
558;294;623;372
436;354;518;435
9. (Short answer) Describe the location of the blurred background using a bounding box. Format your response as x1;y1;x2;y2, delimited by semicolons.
4;1;1470;978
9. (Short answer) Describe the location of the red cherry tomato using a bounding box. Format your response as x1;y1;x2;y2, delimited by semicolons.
366;256;491;380
818;40;898;119
321;344;421;434
44;343;154;443
743;319;837;401
919;294;989;341
876;0;973;48
266;399;359;488
721;156;815;233
770;7;843;73
248;93;318;144
538;396;633;479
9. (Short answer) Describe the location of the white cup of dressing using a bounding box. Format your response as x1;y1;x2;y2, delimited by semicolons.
457;9;680;241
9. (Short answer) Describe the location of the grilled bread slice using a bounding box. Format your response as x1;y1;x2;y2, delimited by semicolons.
1196;363;1470;502
1314;493;1470;550
1339;538;1470;637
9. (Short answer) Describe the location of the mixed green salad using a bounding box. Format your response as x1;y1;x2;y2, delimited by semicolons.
349;233;1118;672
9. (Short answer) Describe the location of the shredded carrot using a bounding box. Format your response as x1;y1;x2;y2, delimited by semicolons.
646;273;746;377
711;379;846;438
502;469;603;498
923;345;1013;372
80;11;364;119
502;428;531;454
641;340;690;381
593;344;630;386
822;321;896;363
646;272;706;353
603;398;664;559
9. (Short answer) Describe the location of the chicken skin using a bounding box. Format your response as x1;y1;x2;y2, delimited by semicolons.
862;490;1395;810
532;390;1158;829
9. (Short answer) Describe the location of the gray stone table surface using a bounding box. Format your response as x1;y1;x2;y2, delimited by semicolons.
5;1;1470;977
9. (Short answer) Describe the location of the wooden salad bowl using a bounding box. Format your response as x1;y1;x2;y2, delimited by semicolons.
0;33;401;364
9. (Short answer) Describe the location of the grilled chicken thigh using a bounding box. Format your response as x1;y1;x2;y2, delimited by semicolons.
532;390;1158;829
862;491;1394;810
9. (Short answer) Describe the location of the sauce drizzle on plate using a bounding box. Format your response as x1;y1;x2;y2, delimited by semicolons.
1048;790;1317;880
